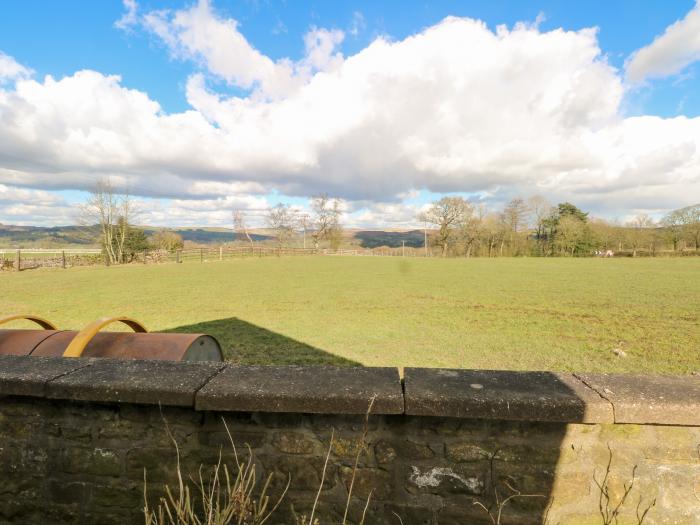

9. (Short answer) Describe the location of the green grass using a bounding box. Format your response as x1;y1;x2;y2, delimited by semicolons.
1;256;699;373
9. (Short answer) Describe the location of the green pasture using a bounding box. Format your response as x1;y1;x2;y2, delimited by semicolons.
1;256;698;373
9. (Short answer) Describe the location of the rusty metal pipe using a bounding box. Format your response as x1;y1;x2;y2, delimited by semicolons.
0;329;222;362
62;316;148;358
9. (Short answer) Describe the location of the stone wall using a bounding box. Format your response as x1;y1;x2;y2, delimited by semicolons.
1;355;700;524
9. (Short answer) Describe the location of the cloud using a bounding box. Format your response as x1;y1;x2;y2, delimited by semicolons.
0;184;75;225
124;0;344;99
115;0;139;31
349;12;366;37
134;194;271;227
626;1;700;83
0;52;33;83
1;4;700;227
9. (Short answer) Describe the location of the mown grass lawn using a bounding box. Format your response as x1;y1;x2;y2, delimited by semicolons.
1;256;698;373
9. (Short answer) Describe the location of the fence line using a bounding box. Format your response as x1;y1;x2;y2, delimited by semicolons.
1;244;433;272
4;244;697;272
0;248;101;255
168;245;429;260
0;249;103;271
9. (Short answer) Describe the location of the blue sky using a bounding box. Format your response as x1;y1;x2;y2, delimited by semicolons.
3;1;697;116
1;0;699;227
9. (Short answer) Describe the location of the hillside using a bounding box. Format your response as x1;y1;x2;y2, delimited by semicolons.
0;224;423;249
0;224;99;247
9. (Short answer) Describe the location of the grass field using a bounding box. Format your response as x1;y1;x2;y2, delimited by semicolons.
1;256;699;373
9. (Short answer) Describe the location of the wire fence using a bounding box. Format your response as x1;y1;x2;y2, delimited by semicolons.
144;245;430;264
0;249;103;271
0;245;432;272
4;244;694;272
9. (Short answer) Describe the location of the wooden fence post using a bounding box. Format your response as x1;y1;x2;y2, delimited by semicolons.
62;250;66;269
200;248;204;263
15;250;20;271
219;246;223;261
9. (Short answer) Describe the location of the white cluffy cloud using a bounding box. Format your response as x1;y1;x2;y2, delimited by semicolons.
626;1;700;83
0;0;699;227
123;0;345;99
0;52;32;83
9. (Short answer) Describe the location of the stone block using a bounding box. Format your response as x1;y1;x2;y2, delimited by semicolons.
272;431;316;454
396;439;437;460
405;369;614;423
340;466;393;500
60;447;123;477
575;372;700;425
374;440;398;464
46;359;224;406
264;455;337;491
196;365;403;414
446;443;490;462
406;464;486;495
0;355;92;397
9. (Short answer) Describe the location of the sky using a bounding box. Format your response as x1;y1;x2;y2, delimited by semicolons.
1;0;700;228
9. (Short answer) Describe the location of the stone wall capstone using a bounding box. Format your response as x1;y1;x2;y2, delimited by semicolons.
1;355;700;524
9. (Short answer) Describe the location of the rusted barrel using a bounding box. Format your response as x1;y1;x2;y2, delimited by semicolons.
0;329;222;362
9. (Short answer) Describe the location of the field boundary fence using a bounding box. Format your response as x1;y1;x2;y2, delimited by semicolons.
7;243;693;272
0;248;102;271
143;245;429;264
0;245;430;272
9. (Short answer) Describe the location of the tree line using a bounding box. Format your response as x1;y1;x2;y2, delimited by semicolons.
237;194;344;250
419;196;700;257
82;180;699;262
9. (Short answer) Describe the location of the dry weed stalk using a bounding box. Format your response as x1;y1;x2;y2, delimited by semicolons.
472;450;545;525
143;417;289;525
594;445;656;525
294;396;377;525
146;398;378;525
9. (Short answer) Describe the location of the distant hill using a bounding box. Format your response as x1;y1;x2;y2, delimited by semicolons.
353;229;426;248
0;224;99;247
0;223;425;249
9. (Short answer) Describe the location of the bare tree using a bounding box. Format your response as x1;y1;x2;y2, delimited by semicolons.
151;230;184;252
480;213;506;257
501;197;530;255
589;218;617;251
266;204;296;248
528;195;554;254
626;214;655;257
672;204;700;250
419;197;471;256
555;215;587;256
310;194;343;251
459;202;481;258
80;179;134;264
661;211;685;251
233;210;254;247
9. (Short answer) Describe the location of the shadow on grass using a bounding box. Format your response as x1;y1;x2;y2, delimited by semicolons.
163;317;359;366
